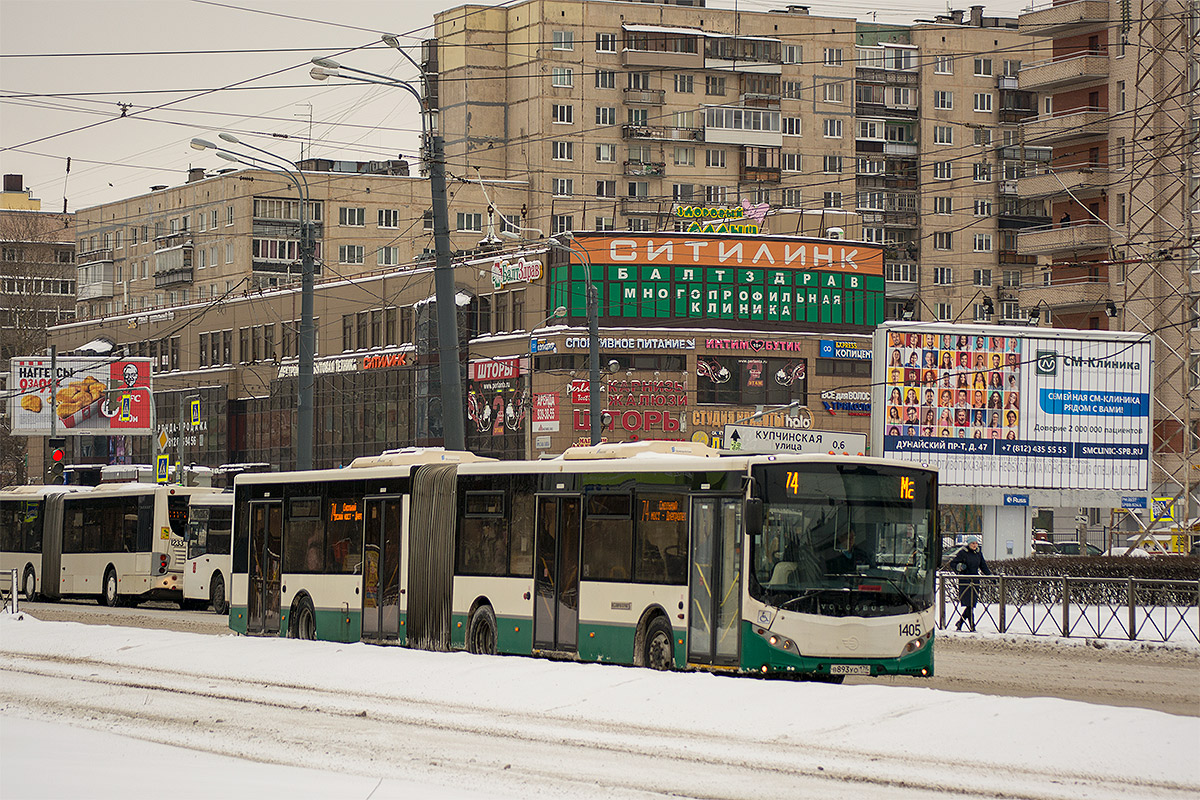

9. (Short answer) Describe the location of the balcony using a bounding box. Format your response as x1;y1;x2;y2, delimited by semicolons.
855;68;918;86
1018;165;1109;197
624;160;665;177
1017;220;1110;255
997;145;1052;163
739;92;781;108
1000;180;1020;196
740;165;781;183
884;142;918;157
1019;0;1109;37
1019;52;1108;91
622;49;703;71
76;248;113;267
1018;277;1109;311
999;107;1038;124
621;124;703;142
620;197;674;216
155;267;194;288
1022;108;1107;144
622;87;665;105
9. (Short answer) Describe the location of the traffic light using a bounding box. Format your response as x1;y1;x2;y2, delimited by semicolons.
47;437;66;485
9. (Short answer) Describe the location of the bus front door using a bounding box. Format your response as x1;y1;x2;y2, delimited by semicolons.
246;500;282;635
533;496;580;653
361;497;403;643
688;497;742;667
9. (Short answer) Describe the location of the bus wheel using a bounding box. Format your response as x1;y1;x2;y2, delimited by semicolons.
101;569;120;608
291;596;316;640
210;573;228;614
643;617;674;671
467;605;497;655
22;568;37;602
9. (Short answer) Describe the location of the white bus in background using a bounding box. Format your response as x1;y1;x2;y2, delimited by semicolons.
0;484;91;600
49;483;220;606
183;491;234;612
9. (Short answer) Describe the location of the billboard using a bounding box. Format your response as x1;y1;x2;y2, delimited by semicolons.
9;357;155;436
872;322;1151;491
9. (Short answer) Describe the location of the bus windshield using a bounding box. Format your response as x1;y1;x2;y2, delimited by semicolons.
186;504;233;560
749;463;936;618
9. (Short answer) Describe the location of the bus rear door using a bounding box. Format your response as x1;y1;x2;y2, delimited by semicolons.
246;500;282;635
533;495;580;654
361;496;403;642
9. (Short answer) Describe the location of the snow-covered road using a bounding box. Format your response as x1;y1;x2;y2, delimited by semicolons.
1;613;1197;799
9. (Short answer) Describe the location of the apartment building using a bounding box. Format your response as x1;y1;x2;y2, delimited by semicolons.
431;0;1045;326
1014;0;1198;515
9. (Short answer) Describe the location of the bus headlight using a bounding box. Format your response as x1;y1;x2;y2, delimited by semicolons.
902;630;933;656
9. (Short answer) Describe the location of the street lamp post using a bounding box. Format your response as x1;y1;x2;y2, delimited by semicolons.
190;136;317;471
546;236;602;447
310;48;465;452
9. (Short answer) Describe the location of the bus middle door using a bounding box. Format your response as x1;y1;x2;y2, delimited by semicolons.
688;497;742;667
361;496;403;643
533;495;580;654
246;500;282;635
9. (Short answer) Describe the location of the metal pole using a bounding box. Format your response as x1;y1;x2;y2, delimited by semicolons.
587;277;601;446
428;134;465;452
298;215;316;469
177;392;184;484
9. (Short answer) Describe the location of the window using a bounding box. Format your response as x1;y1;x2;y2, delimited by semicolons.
705;76;726;96
1116;137;1126;169
973;58;993;76
627;181;649;198
973;235;993;254
671;110;695;128
885;262;917;282
823;191;842;209
857;191;884;210
596;180;616;197
823;155;842;173
595;216;615;231
781;80;802;99
933;125;953;144
552;178;574;197
935;303;951;321
782;188;802;207
423;210;434;231
781;153;801;172
552;104;573;124
1116;193;1126;224
596;32;616;52
595;69;615;89
456;212;482;232
628;108;648;126
551;67;573;87
226;206;235;225
822;82;844;103
1117;81;1125;111
673;147;694;166
551;215;574;235
823;48;843;66
973;92;993;112
552;30;574;50
378;209;399;228
783;117;803;136
857;158;882;174
705;149;726;168
1003;59;1022;77
934;91;953;109
674;74;694;93
934;55;953;74
891;87;913;106
339;207;365;226
822;118;842;138
705;185;728;203
338;245;364;264
973;163;992;182
973;199;993;216
857;119;882;140
1002;269;1021;289
628;72;650;90
782;44;802;64
672;184;695;201
974;127;993;146
552;141;574;161
933;161;952;180
378;246;400;266
933;234;952;253
596;143;617;163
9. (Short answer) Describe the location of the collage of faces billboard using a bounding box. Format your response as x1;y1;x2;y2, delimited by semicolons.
872;322;1151;491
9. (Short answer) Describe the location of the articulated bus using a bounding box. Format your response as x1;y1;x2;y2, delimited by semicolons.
229;443;938;679
0;485;90;600
183;491;234;612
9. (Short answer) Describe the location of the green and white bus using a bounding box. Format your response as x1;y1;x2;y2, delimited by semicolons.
229;443;938;679
182;491;234;613
0;485;89;601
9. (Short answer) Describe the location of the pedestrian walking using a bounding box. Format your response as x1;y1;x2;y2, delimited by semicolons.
948;536;991;632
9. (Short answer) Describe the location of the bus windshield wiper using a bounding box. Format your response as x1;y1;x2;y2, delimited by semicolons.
862;574;923;613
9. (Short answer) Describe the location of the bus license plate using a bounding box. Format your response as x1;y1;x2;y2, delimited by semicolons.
829;664;869;675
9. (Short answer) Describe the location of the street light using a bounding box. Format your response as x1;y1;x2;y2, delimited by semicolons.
310;44;465;452
190;136;318;471
545;235;603;447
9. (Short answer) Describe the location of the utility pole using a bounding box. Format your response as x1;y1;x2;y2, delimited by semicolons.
428;134;465;451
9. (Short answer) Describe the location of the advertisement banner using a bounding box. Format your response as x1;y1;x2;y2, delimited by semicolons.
466;357;527;438
533;392;559;433
873;323;1151;491
9;357;154;436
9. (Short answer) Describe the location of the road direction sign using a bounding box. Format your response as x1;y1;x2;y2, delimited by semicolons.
723;425;867;455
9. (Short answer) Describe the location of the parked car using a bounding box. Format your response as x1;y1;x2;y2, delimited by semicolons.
1031;540;1060;555
1055;541;1103;556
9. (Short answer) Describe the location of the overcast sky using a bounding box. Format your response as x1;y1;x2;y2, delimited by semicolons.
1;0;1028;213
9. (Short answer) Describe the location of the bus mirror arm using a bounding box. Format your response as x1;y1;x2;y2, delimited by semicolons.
745;498;764;537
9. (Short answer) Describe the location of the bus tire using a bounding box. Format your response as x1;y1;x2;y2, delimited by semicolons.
210;573;228;614
467;605;497;655
101;568;120;608
642;616;674;671
290;596;316;640
22;567;37;602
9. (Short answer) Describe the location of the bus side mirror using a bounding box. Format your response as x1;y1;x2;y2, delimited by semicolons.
745;499;763;537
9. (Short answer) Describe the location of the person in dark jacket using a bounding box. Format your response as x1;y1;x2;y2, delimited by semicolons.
948;537;991;631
